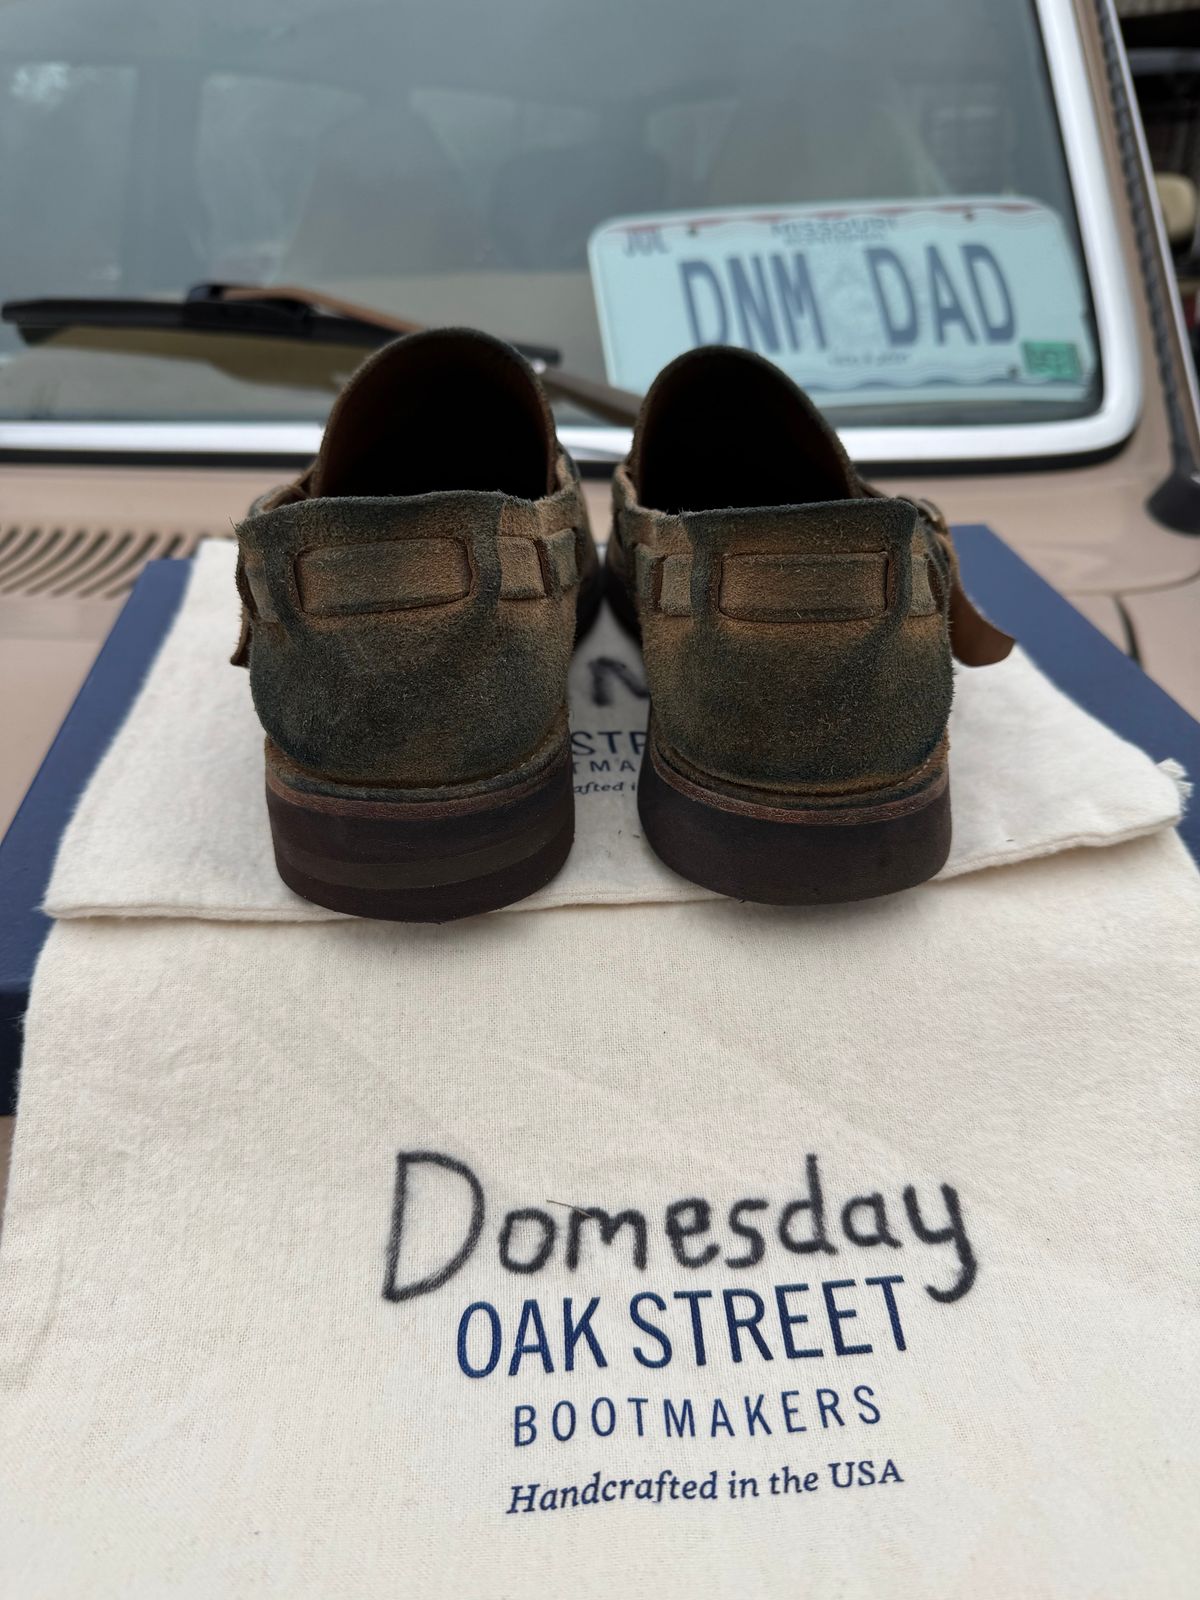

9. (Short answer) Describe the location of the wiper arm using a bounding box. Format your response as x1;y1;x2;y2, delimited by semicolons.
2;282;642;428
217;284;642;426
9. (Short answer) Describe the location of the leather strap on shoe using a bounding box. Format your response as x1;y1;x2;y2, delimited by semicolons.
908;498;1014;668
231;477;311;667
231;553;255;667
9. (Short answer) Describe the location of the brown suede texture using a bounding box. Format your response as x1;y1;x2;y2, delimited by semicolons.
238;460;594;788
604;343;975;800
611;474;952;793
235;328;598;792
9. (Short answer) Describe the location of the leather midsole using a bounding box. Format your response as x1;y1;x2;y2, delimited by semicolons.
648;729;948;826
266;737;571;822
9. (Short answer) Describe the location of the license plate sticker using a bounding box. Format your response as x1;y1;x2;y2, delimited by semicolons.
587;197;1096;405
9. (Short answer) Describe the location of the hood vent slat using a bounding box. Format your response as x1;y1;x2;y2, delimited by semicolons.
0;526;213;600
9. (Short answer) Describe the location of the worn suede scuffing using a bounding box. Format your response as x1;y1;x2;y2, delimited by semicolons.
233;328;598;793
607;345;1006;803
237;465;594;789
612;482;952;792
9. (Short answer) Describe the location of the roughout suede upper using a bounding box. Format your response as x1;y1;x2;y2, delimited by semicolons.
233;330;597;790
608;346;1010;799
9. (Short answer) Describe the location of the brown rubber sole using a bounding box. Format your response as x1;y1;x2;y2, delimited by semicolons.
266;742;574;922
639;731;952;905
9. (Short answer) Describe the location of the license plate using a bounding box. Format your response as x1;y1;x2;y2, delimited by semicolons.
588;197;1095;405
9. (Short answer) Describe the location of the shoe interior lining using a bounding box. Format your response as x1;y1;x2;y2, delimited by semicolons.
636;351;853;513
315;339;553;501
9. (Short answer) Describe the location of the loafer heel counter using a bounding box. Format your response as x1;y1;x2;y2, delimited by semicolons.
635;502;954;794
248;607;574;791
237;493;588;789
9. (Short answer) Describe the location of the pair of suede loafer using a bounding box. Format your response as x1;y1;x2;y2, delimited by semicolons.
233;328;1011;921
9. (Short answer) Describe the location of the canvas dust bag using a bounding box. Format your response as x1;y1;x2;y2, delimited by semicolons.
2;829;1198;1598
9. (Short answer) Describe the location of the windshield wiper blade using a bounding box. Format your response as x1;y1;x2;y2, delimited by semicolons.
3;285;560;366
2;282;642;427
